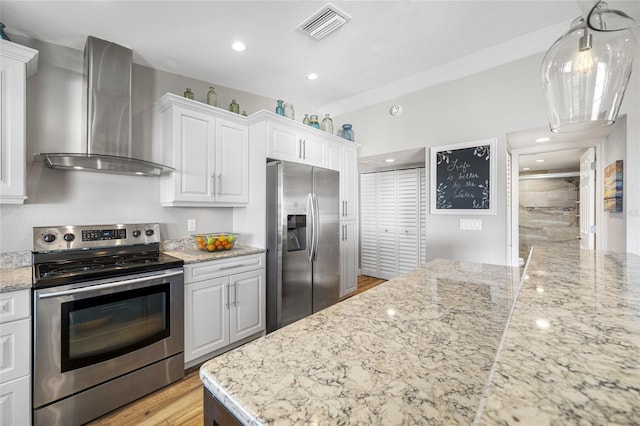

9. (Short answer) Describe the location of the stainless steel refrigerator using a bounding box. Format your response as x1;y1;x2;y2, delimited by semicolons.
266;160;340;333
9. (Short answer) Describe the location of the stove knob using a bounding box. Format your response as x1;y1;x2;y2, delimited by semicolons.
43;233;56;243
145;229;155;237
132;230;141;238
63;233;75;242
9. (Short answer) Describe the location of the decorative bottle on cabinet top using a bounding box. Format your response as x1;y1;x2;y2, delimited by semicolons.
284;103;295;120
183;88;194;100
275;100;285;116
206;87;217;106
321;114;333;134
309;115;320;129
341;124;354;141
303;114;311;125
229;99;240;114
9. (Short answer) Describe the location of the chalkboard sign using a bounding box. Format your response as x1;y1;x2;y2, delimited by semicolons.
430;138;496;215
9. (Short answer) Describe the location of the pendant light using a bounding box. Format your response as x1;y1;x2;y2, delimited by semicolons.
540;17;635;132
577;0;639;31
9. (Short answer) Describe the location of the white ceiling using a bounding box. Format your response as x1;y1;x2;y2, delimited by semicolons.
2;1;581;115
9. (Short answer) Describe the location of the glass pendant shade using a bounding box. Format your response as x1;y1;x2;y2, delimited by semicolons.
540;17;635;132
578;0;639;31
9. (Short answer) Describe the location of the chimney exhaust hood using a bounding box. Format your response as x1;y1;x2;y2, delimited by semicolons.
35;36;173;177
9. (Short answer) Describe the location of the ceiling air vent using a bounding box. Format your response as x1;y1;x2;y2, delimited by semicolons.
297;3;351;40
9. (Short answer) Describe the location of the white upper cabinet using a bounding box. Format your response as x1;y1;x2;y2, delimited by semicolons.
154;93;249;207
267;120;325;167
0;40;38;205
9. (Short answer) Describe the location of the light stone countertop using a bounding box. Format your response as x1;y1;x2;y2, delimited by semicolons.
0;266;32;292
0;241;265;292
163;244;266;265
477;244;640;424
201;244;640;425
200;258;522;425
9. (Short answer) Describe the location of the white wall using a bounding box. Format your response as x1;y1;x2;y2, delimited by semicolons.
621;38;640;255
602;116;627;252
0;37;290;253
336;49;640;263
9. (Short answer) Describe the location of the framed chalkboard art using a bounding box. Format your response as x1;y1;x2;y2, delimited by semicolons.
430;138;497;215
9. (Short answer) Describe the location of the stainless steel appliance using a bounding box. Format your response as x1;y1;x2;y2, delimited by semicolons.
266;160;340;333
31;223;184;426
35;36;173;176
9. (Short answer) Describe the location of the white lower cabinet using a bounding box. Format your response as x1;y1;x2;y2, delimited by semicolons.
184;254;265;366
0;289;31;426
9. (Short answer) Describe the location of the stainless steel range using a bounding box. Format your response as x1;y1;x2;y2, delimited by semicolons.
31;223;185;426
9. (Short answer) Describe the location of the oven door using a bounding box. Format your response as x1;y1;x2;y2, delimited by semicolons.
33;268;184;409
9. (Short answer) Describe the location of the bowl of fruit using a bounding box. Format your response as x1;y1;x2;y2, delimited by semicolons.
193;233;239;252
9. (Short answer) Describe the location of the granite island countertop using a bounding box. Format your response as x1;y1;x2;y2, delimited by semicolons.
200;258;522;425
201;244;640;425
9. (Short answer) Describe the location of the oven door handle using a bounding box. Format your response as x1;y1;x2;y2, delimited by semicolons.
37;270;184;299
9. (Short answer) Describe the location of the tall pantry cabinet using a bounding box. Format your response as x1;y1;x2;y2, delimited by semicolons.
361;168;426;280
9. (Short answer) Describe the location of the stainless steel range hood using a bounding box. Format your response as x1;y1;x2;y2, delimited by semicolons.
35;36;173;177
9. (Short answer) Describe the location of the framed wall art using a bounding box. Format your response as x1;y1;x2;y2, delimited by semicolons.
430;138;497;215
604;160;623;213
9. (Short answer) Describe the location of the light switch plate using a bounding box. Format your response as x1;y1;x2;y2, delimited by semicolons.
460;219;482;231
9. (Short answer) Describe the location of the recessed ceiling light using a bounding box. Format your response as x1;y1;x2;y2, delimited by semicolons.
307;73;318;80
535;137;551;143
232;41;246;52
536;159;545;163
385;159;395;163
522;167;531;171
73;166;84;170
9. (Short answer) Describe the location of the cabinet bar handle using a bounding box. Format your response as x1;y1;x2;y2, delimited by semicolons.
234;282;238;307
218;174;222;197
226;284;230;308
302;140;306;159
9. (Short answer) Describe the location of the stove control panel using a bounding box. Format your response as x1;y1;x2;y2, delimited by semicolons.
82;228;127;241
33;223;161;252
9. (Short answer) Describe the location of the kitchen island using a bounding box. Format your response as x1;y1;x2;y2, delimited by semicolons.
200;244;640;424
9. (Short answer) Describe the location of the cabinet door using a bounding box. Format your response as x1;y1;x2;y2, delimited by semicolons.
215;118;249;203
297;132;325;167
229;269;265;344
341;145;359;221
0;375;31;426
184;277;229;363
0;318;30;383
340;221;358;297
268;123;301;163
172;107;216;203
0;42;37;204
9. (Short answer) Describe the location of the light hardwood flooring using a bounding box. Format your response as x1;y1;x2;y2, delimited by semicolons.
86;275;385;426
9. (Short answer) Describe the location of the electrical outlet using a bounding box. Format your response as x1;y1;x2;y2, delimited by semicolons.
460;219;482;231
187;219;196;232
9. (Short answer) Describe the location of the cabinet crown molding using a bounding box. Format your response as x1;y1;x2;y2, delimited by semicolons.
0;39;39;78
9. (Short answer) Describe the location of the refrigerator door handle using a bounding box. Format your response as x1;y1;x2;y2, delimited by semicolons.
312;193;320;261
307;192;315;262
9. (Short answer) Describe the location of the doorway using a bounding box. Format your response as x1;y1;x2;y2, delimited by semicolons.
506;126;611;266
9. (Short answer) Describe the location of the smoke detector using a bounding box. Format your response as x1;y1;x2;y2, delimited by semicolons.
297;3;351;40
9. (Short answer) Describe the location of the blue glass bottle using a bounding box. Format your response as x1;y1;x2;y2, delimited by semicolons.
275;100;285;116
341;124;354;141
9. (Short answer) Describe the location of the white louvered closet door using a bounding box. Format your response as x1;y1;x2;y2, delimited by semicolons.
419;168;427;266
396;169;419;274
377;171;398;279
360;173;379;277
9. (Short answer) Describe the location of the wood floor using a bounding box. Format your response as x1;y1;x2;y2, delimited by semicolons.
86;275;385;426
